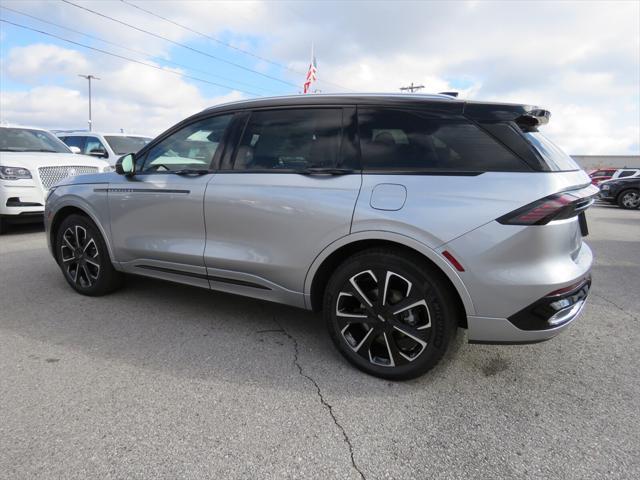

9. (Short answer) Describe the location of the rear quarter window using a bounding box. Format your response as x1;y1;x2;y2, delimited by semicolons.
522;131;580;171
358;108;529;172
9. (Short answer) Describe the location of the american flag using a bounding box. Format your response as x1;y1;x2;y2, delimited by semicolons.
303;55;318;94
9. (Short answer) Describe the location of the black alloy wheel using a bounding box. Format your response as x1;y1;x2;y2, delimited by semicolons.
55;214;123;296
324;249;457;380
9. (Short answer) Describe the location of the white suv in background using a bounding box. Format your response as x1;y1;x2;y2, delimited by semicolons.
610;168;640;180
57;131;152;166
0;126;110;234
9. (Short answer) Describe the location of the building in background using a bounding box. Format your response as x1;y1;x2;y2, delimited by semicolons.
572;155;640;170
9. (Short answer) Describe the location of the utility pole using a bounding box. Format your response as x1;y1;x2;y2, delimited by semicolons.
78;74;100;131
400;82;425;93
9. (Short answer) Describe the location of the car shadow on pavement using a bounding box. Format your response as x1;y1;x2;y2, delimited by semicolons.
1;221;44;236
1;249;469;393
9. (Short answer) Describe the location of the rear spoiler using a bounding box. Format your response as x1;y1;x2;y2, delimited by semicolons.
463;102;551;127
514;109;551;128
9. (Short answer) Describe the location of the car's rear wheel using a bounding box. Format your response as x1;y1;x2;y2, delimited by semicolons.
617;189;640;209
55;214;123;296
323;249;457;380
0;217;6;235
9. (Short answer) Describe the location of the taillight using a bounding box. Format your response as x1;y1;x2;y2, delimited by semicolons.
497;191;594;226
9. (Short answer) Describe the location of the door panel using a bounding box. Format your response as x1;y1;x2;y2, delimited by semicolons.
107;113;233;285
202;106;361;298
108;174;213;273
203;172;361;295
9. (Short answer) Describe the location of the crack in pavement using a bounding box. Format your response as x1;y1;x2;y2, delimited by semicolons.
591;292;639;322
269;317;366;480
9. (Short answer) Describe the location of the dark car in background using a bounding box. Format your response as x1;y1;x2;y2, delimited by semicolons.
599;177;640;209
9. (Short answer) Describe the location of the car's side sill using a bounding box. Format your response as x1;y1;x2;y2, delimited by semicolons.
136;264;270;290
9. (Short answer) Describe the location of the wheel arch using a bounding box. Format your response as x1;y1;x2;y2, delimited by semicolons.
49;199;116;264
304;231;475;326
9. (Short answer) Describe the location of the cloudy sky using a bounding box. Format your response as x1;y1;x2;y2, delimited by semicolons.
1;0;638;154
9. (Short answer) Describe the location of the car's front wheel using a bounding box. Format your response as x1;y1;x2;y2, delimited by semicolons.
324;249;458;380
617;189;640;209
55;214;123;296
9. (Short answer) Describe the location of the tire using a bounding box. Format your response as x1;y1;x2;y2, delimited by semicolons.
323;248;458;380
55;214;123;296
617;189;640;209
0;217;6;235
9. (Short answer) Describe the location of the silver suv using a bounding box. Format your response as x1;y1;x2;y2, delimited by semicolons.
45;94;597;379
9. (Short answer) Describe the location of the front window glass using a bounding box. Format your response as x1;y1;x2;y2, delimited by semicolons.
233;108;343;170
0;128;71;153
141;115;232;172
105;136;151;155
618;171;635;178
61;136;86;151
523;131;580;171
84;137;107;156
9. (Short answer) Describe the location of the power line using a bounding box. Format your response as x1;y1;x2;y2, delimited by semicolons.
0;19;262;96
120;0;291;72
120;0;354;93
0;5;277;95
60;0;299;89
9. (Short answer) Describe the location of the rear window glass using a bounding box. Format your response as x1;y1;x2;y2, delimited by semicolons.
523;132;580;171
358;108;527;172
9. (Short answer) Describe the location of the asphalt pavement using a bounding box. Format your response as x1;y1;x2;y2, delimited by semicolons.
1;204;638;479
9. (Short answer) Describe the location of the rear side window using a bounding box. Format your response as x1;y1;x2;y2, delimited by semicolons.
358;108;528;172
233;108;342;171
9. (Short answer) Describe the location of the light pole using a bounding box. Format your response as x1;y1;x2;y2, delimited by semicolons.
78;74;100;131
400;82;425;93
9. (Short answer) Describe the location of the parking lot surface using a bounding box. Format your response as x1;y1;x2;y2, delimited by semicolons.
1;204;638;479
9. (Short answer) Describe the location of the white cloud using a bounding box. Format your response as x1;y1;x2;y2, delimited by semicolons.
0;0;638;153
0;48;245;135
6;43;89;82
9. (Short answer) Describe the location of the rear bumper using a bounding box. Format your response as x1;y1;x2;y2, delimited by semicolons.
467;277;591;344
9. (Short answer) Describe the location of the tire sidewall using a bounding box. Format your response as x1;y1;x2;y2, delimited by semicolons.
323;250;456;380
617;189;640;209
55;214;115;296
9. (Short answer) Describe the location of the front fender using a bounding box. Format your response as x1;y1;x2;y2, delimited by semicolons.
46;183;117;265
302;230;475;315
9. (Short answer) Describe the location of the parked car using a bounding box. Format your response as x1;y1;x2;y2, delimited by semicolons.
1;125;111;234
609;167;640;181
45;94;597;379
588;167;617;185
599;176;640;209
56;131;152;166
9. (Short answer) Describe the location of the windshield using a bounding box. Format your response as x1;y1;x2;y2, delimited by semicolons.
0;128;71;153
523;131;580;171
105;135;151;155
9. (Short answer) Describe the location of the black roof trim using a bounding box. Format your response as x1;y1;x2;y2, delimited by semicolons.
463;101;547;123
201;93;464;114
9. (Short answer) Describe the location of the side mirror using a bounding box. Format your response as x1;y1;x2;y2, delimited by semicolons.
115;153;135;176
89;148;108;158
69;146;81;154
